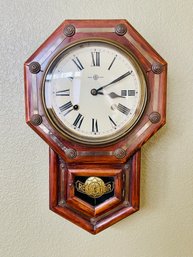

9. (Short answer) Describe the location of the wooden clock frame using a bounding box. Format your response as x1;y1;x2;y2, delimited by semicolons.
24;19;167;234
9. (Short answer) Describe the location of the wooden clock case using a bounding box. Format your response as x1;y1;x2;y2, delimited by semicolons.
24;19;167;234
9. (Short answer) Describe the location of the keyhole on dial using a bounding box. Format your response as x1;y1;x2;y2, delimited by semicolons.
73;105;79;110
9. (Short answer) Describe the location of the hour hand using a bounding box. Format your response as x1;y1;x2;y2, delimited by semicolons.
90;89;125;98
108;92;125;99
99;91;126;98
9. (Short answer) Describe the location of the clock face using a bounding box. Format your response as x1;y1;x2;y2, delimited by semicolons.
43;40;147;145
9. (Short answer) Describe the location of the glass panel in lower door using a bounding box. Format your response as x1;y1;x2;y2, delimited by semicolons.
74;176;114;206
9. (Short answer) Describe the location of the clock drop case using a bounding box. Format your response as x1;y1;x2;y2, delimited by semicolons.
24;19;167;234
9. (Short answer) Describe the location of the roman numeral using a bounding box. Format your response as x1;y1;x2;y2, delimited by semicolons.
108;116;117;128
91;52;100;66
59;101;73;113
108;55;117;70
92;118;99;133
56;89;70;96
72;57;84;70
73;113;84;128
117;103;130;115
121;90;136;97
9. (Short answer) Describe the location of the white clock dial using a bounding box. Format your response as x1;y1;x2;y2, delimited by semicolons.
43;40;147;144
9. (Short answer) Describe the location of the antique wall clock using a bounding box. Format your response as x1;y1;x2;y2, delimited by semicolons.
24;20;167;234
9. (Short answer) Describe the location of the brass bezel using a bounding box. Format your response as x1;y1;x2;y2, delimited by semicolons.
42;38;147;146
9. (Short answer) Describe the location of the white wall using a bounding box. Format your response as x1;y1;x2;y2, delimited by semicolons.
1;1;193;256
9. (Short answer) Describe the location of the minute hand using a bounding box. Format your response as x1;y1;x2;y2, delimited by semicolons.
96;71;132;92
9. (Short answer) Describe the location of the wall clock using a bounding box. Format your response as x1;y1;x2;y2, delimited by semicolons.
24;19;167;234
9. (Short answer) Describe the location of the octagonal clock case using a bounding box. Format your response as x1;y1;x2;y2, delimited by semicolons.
24;19;167;234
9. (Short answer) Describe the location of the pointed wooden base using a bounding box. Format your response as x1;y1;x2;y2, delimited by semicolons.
49;148;141;234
